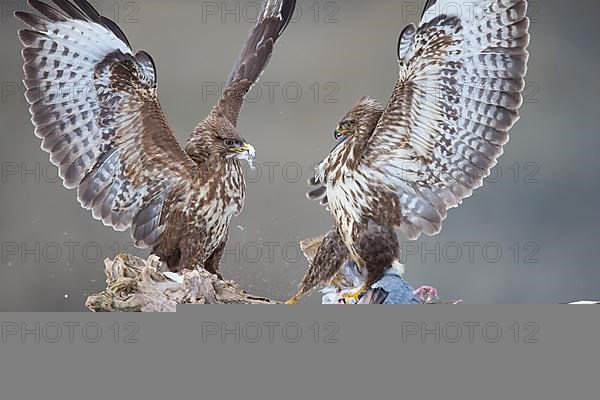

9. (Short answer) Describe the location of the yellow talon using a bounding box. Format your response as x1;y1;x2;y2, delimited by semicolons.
285;292;303;305
342;284;367;301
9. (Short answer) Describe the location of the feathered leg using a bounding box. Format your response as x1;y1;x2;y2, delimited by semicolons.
342;221;400;301
174;233;207;273
204;237;227;278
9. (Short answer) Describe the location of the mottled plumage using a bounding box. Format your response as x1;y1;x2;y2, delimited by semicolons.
288;0;530;302
16;0;295;273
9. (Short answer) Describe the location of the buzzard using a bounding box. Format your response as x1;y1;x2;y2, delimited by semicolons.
16;0;295;274
286;0;530;303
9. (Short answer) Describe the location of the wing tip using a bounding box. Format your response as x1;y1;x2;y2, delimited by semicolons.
17;28;46;46
278;0;297;35
18;0;132;50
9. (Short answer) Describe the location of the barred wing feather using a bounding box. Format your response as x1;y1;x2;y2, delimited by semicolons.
362;0;530;240
16;0;196;247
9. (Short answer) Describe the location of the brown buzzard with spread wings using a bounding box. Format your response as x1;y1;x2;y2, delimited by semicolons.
16;0;295;274
288;0;530;303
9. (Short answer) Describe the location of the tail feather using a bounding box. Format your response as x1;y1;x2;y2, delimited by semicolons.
299;235;325;263
358;288;390;304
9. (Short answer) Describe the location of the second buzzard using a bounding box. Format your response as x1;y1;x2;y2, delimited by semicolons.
287;0;530;303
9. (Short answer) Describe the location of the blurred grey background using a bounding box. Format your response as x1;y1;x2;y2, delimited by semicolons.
0;0;598;310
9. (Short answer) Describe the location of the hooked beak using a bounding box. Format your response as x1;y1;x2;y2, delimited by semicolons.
334;125;351;141
332;126;351;150
231;143;256;168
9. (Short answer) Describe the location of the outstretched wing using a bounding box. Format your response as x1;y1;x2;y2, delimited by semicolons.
361;0;530;239
215;0;296;125
16;0;197;247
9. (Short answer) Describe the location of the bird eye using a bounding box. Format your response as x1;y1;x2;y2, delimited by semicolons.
341;121;352;131
334;120;352;140
224;139;236;147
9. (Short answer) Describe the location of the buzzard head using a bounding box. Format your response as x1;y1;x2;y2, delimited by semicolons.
333;96;385;142
190;114;256;167
309;97;385;203
217;118;255;165
222;135;256;168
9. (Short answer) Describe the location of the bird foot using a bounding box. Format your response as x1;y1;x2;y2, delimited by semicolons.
341;284;367;302
413;286;439;304
285;292;303;305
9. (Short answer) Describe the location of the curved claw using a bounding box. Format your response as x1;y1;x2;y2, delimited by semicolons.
342;284;367;302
